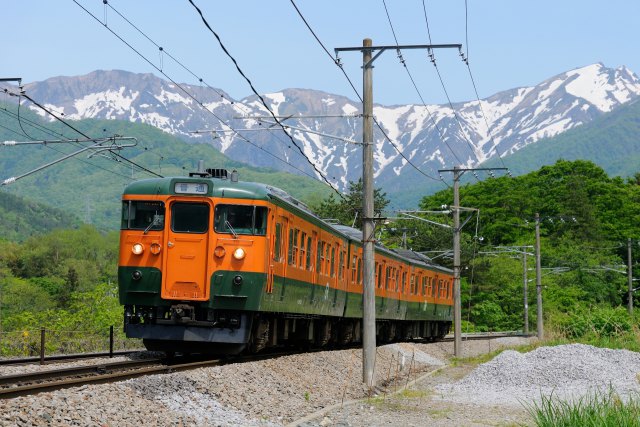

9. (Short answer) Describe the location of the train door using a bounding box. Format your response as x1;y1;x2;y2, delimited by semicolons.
161;199;211;301
274;215;289;300
269;215;286;293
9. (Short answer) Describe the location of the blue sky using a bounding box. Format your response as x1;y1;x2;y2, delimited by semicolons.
3;0;639;106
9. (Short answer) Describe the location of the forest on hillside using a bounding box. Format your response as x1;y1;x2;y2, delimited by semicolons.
1;160;639;356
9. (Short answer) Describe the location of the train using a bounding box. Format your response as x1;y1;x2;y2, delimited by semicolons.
118;167;453;354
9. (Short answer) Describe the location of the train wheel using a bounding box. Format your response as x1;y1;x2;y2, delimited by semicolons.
315;319;332;347
248;317;270;353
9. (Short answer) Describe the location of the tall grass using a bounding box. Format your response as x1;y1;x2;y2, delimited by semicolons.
526;389;640;427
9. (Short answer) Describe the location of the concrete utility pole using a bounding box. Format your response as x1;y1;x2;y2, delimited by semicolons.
361;38;376;390
523;250;529;335
535;213;544;339
628;238;633;316
439;166;507;357
452;166;462;356
335;40;462;387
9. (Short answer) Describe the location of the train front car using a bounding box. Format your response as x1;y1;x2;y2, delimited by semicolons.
118;169;269;354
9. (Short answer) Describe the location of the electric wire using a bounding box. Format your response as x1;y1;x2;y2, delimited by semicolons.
420;0;483;172
19;90;162;178
382;0;466;167
103;1;230;103
1;103;135;182
289;0;447;186
73;0;327;188
186;0;341;195
460;0;508;170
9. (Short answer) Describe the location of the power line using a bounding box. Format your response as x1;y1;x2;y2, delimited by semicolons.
459;0;508;170
420;1;483;174
382;0;466;167
0;98;141;181
74;0;331;191
186;0;339;193
289;0;446;185
103;1;230;103
14;89;162;178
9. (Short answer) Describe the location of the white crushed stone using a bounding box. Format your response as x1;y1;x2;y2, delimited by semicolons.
437;343;640;405
387;343;446;367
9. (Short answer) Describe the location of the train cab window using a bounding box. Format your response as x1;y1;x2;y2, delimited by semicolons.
171;203;209;233
121;201;165;231
214;204;267;236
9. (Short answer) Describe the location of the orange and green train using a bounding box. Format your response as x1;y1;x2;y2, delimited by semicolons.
119;168;453;354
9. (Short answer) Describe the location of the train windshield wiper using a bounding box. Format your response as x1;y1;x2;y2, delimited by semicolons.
143;214;161;235
225;220;238;238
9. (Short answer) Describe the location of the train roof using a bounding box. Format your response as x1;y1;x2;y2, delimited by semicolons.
123;172;452;273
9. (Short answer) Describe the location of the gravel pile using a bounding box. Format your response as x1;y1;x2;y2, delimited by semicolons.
437;343;640;405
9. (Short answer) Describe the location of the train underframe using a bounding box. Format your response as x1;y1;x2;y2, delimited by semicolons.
124;304;452;355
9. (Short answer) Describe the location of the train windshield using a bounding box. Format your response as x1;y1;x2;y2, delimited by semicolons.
121;201;165;231
214;204;267;236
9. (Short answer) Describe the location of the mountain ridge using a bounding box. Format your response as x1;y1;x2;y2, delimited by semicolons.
17;63;640;205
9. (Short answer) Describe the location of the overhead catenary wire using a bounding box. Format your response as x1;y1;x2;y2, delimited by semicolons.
14;89;162;178
103;1;231;103
459;0;509;170
420;0;483;172
0;94;142;181
288;0;447;187
73;0;331;190
186;0;341;196
382;0;466;167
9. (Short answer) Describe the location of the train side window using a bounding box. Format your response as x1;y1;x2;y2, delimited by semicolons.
319;241;326;274
306;236;313;270
395;269;399;292
422;276;427;296
401;271;407;294
357;258;362;285
385;266;391;290
376;263;382;289
122;201;165;231
338;251;345;279
288;229;294;265
351;255;357;284
410;274;416;295
330;246;336;277
325;245;331;275
300;232;307;268
171;203;209;233
274;223;282;262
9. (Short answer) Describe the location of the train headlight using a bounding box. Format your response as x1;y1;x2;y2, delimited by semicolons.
214;246;226;258
132;243;144;255
150;243;161;255
232;248;246;260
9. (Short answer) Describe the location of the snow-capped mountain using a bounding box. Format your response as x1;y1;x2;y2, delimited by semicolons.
23;64;640;192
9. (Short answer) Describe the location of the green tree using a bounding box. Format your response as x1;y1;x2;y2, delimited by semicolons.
311;179;390;229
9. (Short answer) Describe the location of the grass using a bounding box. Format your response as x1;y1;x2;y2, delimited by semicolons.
525;389;640;426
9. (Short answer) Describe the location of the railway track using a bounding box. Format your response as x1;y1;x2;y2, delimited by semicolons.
0;350;144;367
0;332;528;399
0;356;228;399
